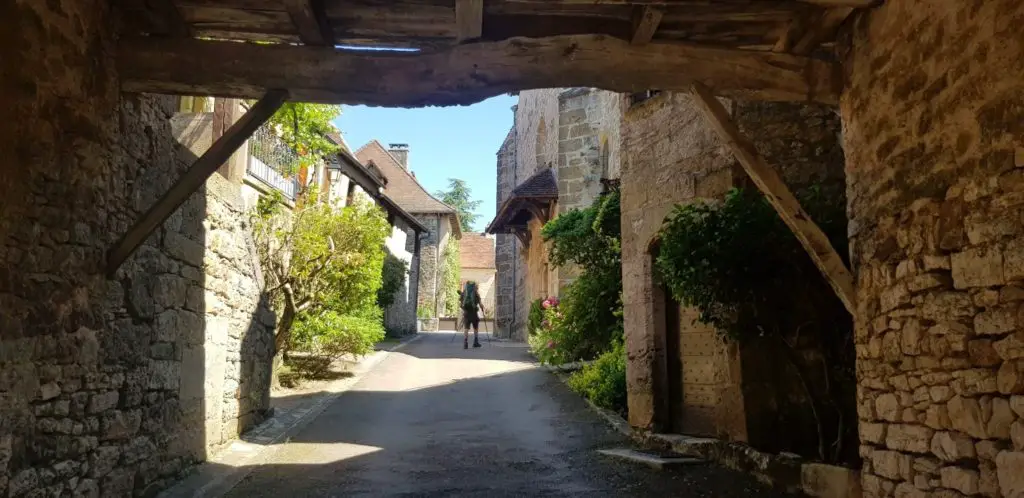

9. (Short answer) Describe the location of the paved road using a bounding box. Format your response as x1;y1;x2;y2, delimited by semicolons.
224;331;790;497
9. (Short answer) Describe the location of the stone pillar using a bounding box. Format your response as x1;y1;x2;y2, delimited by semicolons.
841;1;1024;496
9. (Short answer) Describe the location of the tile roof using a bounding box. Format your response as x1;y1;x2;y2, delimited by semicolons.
355;140;457;215
511;168;558;198
460;233;495;269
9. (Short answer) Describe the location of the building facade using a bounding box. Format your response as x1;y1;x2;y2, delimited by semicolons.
459;233;497;316
355;141;461;330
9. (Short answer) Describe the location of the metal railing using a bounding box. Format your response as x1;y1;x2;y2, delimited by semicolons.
247;125;299;199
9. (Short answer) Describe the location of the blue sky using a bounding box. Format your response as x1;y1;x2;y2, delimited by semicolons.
334;95;518;232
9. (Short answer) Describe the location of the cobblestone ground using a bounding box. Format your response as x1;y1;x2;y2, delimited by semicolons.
222;332;791;497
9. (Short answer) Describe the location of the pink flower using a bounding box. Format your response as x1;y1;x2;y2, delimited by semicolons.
542;299;552;309
541;320;550;328
547;340;556;349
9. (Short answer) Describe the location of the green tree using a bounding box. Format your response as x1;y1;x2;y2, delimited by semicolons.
435;178;482;232
252;189;391;360
259;102;342;172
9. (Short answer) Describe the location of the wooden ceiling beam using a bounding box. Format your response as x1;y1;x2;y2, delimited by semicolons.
790;7;854;54
501;0;878;7
118;34;840;106
286;0;335;45
456;0;485;42
688;81;856;314
630;6;663;45
116;0;190;37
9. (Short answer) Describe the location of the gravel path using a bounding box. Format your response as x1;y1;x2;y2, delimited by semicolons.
223;331;791;497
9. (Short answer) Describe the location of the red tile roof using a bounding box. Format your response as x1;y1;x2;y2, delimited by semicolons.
460;233;495;269
355;140;457;215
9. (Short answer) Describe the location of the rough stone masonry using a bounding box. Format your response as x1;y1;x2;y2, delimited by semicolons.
0;1;275;496
840;0;1024;496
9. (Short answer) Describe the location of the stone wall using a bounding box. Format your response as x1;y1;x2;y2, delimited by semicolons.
415;215;441;315
620;91;846;452
383;219;418;336
495;126;520;338
840;1;1024;496
0;3;274;495
620;92;741;432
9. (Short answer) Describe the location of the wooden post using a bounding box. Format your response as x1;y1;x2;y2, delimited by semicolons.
456;0;484;42
106;90;289;276
688;82;857;314
630;6;663;45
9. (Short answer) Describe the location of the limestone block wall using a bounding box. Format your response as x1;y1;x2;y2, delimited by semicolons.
415;215;441;315
384;219;417;336
620;92;741;432
495;127;521;338
0;3;274;495
840;1;1024;496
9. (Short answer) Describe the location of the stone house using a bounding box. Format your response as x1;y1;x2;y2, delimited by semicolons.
328;143;429;336
459;233;497;317
355;140;462;330
488;88;622;339
618;91;846;451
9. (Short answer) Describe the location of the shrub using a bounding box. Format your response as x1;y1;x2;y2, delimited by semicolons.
377;253;409;309
535;191;623;363
655;186;856;464
567;341;627;416
291;309;385;377
527;298;544;335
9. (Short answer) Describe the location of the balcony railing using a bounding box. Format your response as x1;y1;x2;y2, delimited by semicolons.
247;125;299;200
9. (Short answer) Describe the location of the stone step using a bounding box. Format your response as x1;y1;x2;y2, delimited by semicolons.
597;448;705;470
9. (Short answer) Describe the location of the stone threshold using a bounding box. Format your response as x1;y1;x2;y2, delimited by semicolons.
539;358;860;498
158;334;423;498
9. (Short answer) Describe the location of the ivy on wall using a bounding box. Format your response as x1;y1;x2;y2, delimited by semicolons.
441;238;461;317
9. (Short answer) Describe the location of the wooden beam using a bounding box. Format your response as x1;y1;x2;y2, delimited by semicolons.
630;6;663;45
688;82;856;314
502;0;879;7
790;7;855;55
106;90;288;276
116;0;190;37
118;35;840;106
286;0;334;46
456;0;485;42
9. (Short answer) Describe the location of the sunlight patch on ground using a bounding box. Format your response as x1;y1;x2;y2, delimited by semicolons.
268;442;383;465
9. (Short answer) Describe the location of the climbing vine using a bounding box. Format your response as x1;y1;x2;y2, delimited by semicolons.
441;238;461;317
655;186;856;464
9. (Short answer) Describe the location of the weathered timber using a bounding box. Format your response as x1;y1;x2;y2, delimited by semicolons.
106;90;288;276
117;0;190;37
286;0;334;45
118;35;840;106
631;6;664;44
688;82;856;314
790;7;853;54
456;0;485;41
503;0;875;6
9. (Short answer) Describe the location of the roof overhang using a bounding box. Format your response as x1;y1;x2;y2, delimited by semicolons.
485;194;556;236
333;148;428;234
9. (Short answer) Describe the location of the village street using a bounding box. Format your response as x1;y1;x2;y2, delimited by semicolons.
221;331;786;497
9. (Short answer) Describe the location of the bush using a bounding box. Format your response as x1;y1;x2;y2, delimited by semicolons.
655;186;856;464
534;191;623;363
377;253;409;309
527;298;544;335
291;309;385;376
567;341;627;416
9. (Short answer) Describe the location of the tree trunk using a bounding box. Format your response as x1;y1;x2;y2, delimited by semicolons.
271;285;299;387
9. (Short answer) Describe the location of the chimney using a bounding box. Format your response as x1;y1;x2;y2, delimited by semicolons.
388;143;409;170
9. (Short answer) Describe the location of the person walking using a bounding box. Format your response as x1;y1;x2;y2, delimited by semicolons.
458;281;486;349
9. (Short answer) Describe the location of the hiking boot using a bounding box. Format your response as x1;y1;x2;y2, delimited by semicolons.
473;341;481;348
463;340;469;349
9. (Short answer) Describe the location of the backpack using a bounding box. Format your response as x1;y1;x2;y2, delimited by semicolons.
461;282;479;311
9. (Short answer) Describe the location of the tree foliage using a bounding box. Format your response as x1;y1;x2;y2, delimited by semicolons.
252;188;391;359
434;178;482;232
264;103;342;170
377;253;410;309
531;191;623;364
655;186;856;464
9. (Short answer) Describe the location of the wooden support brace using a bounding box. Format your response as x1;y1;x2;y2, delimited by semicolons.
286;0;335;46
106;90;289;276
456;0;484;42
688;82;857;314
630;6;663;45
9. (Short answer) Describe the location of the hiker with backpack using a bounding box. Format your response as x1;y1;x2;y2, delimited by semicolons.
458;281;486;349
